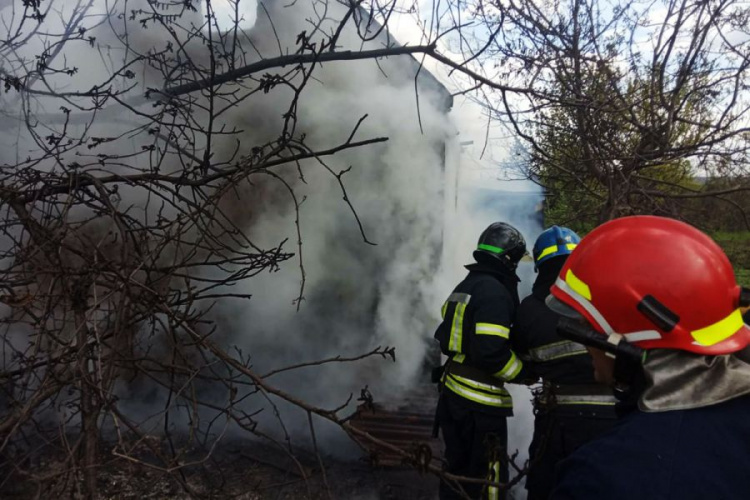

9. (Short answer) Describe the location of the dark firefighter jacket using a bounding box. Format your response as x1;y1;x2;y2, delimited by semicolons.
512;257;617;500
512;257;600;387
434;262;529;416
551;394;750;499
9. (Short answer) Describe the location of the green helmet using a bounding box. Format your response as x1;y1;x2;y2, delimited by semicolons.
473;222;527;271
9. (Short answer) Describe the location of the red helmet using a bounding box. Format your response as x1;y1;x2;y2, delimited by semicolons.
548;216;750;355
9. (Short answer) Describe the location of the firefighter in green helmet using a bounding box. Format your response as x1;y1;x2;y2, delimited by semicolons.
434;222;534;499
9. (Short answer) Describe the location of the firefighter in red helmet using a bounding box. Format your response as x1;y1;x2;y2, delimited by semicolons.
545;216;750;499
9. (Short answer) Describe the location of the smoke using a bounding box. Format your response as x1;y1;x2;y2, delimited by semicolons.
196;0;457;449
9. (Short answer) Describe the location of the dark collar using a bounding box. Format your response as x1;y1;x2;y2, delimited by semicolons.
464;262;520;282
532;256;567;300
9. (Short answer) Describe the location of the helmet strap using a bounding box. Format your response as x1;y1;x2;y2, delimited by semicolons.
557;317;646;397
612;350;644;399
557;318;644;361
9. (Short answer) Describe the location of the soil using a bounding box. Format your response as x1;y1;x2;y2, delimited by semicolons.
0;438;439;500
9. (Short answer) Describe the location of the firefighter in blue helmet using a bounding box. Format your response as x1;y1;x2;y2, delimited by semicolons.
434;222;533;500
510;226;617;500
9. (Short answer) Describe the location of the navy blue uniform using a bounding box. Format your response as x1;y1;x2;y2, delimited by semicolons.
512;257;617;500
552;395;750;499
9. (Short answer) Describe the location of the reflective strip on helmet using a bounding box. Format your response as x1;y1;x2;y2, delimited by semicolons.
555;277;665;343
554;277;615;335
493;352;523;381
691;309;744;347
478;243;504;254
537;244;559;261
447;294;471;353
555;394;617;405
622;330;662;342
565;269;592;300
444;374;513;408
476;322;510;338
537;243;578;261
488;460;501;500
529;340;587;362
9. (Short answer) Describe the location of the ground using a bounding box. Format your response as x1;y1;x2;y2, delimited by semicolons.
0;437;441;500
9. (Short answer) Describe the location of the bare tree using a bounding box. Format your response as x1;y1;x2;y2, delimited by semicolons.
440;0;750;227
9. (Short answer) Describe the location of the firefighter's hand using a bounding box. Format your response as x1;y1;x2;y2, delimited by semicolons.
510;366;538;386
430;365;444;383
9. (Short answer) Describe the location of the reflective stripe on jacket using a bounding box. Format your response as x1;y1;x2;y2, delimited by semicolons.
434;266;526;414
512;280;600;387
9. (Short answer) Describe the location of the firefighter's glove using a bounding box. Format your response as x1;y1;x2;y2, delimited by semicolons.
431;365;445;384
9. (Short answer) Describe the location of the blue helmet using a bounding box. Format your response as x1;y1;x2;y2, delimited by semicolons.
532;226;581;270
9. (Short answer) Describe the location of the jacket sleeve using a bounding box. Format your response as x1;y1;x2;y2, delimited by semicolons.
509;300;540;381
433;292;456;355
468;279;530;382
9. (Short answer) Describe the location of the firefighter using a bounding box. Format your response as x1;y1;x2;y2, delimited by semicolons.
434;221;533;500
544;216;750;499
511;226;617;500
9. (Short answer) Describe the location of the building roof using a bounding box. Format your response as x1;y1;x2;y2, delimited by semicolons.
357;9;453;112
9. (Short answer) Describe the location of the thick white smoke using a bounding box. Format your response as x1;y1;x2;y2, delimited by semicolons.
200;0;457;450
0;0;453;444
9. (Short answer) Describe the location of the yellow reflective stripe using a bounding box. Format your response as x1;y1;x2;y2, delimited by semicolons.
691;309;744;346
536;243;578;261
448;373;509;394
555;394;617;405
476;322;510;338
444;376;512;408
536;244;559;261
453;353;466;364
488;460;501;500
493;352;523;381
557;399;617;406
565;269;592;301
441;301;448;319
449;302;468;353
